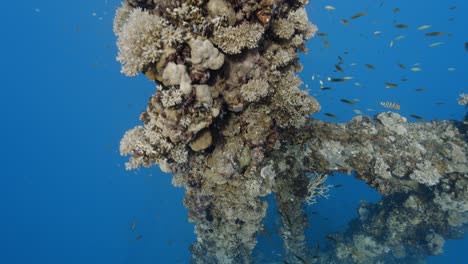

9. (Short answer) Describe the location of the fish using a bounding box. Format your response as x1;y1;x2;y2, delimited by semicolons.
409;114;425;121
340;19;350;26
465;42;468;53
322;39;331;48
410;67;422;72
131;220;136;231
394;35;405;41
415;88;427;92
389;40;394;48
334;184;344;188
398;63;406;69
354;82;361;86
395;24;408;29
324;5;336;11
448;67;456;71
317;32;328;37
425;32;444;37
373;31;382;36
429;42;443;47
335;64;344;72
320;87;332;91
135;235;143;240
417;25;431;30
353;109;363;115
384;82;398;88
334;162;348;169
328;77;352;82
338;56;344;64
324;113;337;118
340;99;356;105
350;11;368;19
326;235;340;243
380;101;401;110
293;253;310;264
449;6;458;10
393;8;400;13
364;64;376;70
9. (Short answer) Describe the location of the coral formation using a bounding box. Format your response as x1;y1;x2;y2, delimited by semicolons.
211;23;264;54
458;93;468;106
114;1;467;263
276;112;468;263
189;37;225;70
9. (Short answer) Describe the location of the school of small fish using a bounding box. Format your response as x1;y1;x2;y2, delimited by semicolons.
313;3;463;120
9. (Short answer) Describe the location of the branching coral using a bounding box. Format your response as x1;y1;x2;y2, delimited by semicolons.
113;1;133;36
304;172;331;205
240;78;269;102
116;7;184;76
458;93;468;106
211;23;264;54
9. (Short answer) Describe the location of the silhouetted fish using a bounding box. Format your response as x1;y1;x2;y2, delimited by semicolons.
350;11;368;19
425;31;444;37
410;114;425;121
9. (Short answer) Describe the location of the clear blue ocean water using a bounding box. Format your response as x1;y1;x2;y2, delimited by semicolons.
1;0;466;263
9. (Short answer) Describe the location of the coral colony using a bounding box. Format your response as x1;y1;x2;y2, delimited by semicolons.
114;1;467;263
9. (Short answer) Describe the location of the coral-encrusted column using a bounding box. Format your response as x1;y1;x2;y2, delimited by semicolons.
115;1;319;262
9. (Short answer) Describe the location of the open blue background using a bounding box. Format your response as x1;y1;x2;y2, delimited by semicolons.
1;0;466;263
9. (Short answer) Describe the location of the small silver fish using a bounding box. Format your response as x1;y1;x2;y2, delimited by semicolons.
350;11;368;19
417;25;431;30
384;82;398;88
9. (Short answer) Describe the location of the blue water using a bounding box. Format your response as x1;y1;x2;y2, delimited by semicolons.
1;0;466;263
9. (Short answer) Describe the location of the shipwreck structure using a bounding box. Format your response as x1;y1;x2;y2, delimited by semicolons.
114;1;468;263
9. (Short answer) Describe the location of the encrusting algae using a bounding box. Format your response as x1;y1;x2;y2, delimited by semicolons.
114;1;467;263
